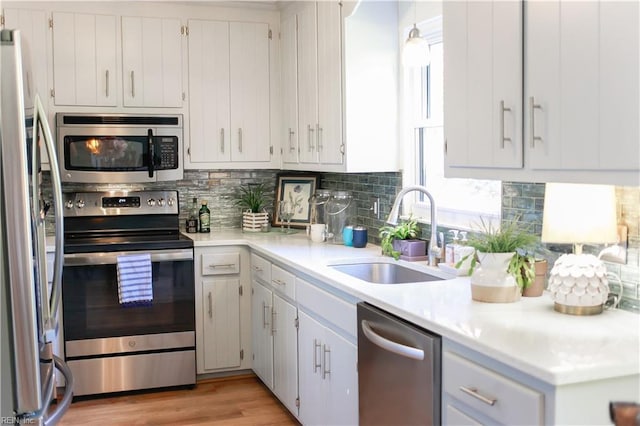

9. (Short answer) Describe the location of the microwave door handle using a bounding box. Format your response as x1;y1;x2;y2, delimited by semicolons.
147;128;155;178
34;95;64;321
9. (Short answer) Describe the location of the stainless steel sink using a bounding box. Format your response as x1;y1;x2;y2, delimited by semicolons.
329;262;444;284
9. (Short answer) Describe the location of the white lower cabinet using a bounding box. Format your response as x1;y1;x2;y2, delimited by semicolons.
195;246;250;375
251;254;299;417
298;311;358;426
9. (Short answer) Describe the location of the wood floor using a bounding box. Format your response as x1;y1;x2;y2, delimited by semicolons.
58;374;300;426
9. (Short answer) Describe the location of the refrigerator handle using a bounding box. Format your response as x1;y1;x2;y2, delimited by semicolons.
34;95;64;319
43;355;74;426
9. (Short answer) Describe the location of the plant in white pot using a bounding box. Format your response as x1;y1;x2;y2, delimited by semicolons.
456;219;537;302
236;183;269;232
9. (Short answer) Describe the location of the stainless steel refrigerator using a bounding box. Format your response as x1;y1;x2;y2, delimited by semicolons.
0;29;73;424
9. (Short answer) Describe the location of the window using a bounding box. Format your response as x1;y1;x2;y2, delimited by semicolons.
402;16;501;231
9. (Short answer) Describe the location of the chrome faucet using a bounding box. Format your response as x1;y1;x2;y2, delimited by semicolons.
386;185;441;266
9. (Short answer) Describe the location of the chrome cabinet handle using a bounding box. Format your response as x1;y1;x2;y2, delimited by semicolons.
220;128;225;153
105;70;110;97
459;386;497;406
307;124;315;151
288;128;296;152
500;100;512;148
317;124;323;152
209;263;235;269
361;320;424;361
271;308;276;336
529;96;543;148
238;128;243;153
208;291;213;319
253;265;263;272
272;279;286;286
313;339;322;373
130;71;135;98
322;344;331;379
262;301;270;329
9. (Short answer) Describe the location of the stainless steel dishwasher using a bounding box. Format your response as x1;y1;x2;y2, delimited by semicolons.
357;302;441;425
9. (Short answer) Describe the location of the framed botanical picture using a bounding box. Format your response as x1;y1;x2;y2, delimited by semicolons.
273;174;319;228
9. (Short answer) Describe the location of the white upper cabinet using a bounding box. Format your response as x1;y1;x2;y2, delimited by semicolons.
121;16;183;108
3;8;49;109
444;1;523;169
186;19;273;168
526;0;639;181
280;0;398;172
444;0;639;185
51;12;117;106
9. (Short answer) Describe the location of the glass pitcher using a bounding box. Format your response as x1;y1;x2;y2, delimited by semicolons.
309;189;332;225
324;191;355;244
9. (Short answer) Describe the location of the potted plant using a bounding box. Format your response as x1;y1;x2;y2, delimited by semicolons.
236;183;269;232
511;247;549;297
379;217;426;261
456;218;537;302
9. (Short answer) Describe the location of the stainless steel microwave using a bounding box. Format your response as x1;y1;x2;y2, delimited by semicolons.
56;113;183;183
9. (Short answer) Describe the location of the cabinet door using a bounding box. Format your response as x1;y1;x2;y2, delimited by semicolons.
229;22;270;162
122;16;183;108
323;326;358;426
527;0;639;173
443;1;522;170
272;294;298;416
281;11;299;165
251;280;273;388
202;278;241;371
52;12;117;106
187;19;231;163
297;2;319;164
316;0;343;166
298;311;325;425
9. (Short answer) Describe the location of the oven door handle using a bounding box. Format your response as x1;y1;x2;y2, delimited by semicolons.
64;248;193;266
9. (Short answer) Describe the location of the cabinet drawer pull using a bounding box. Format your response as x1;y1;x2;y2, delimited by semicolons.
272;279;286;286
313;339;322;373
322;344;331;379
207;291;213;319
209;263;235;269
459;386;497;406
253;265;263;273
500;100;512;148
529;96;543;148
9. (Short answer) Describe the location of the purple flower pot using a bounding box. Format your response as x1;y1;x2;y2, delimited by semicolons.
392;239;427;257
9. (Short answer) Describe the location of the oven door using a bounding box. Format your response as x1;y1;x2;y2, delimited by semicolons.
62;248;194;353
58;126;182;183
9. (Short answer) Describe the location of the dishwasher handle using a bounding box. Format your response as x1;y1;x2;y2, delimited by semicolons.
361;320;424;361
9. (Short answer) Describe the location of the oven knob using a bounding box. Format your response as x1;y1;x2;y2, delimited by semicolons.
65;200;74;209
76;199;85;209
158;198;166;207
167;197;175;207
147;198;156;206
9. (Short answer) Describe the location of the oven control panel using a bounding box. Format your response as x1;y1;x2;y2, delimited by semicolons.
63;191;179;217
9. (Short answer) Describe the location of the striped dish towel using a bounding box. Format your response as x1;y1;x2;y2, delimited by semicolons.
117;253;153;306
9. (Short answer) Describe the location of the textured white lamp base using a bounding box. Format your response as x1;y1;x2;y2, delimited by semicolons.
547;254;609;316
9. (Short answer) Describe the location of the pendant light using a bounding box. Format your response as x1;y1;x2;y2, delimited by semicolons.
402;2;430;68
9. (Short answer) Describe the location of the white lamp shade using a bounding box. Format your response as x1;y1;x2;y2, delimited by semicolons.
402;27;430;68
541;183;618;244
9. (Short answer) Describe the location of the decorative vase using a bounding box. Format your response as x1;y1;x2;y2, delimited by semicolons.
470;252;520;303
392;239;427;261
242;210;269;232
522;259;548;297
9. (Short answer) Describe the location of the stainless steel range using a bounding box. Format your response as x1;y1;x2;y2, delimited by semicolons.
62;190;195;396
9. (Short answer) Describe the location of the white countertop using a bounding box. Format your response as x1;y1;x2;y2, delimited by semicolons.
188;229;640;387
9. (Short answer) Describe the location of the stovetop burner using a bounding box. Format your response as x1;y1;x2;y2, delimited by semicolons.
62;190;193;254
